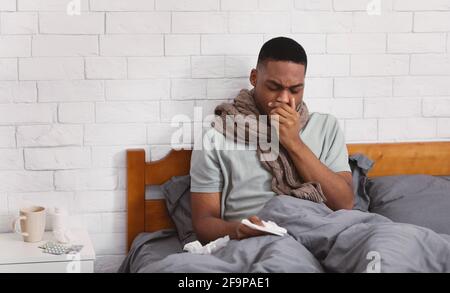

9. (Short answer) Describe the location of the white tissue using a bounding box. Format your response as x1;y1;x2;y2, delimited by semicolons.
183;235;230;255
241;219;287;236
52;207;74;244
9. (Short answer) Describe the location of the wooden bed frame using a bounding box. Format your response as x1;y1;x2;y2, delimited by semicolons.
126;141;450;250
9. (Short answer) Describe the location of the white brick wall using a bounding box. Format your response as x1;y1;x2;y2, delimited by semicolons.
17;124;83;147
351;54;409;76
0;127;16;148
24;147;91;170
91;145;149;168
364;98;422;118
0;1;449;259
85;57;127;80
91;0;154;11
411;54;450;75
58;102;95;123
0;81;36;103
84;124;147;146
39;13;104;34
0;171;54;192
32;36;98;57
393;0;450;11
128;57;191;79
106;12;171;34
414;12;450;32
327;33;386;54
334;77;392;98
19;58;84;80
221;0;257;11
165;35;200;56
192;56;224;78
100;35;164;56
201;34;264;55
156;0;219;11
379;118;437;140
0;149;24;170
292;12;352;33
0;104;56;124
387;33;447;53
173;12;227;33
423;98;450;117
1;12;38;34
0;36;31;57
0;0;16;11
38;81;104;102
18;0;89;11
96;102;160;123
105;80;170;100
0;59;17;80
55;169;118;191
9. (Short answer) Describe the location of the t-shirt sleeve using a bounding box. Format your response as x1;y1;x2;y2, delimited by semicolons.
190;132;224;193
324;116;351;173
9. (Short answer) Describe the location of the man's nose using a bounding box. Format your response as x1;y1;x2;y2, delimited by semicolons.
277;90;290;104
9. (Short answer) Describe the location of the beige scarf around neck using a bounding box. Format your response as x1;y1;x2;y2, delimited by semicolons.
213;89;326;203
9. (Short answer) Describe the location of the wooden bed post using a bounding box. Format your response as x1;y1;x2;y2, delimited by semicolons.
127;149;146;251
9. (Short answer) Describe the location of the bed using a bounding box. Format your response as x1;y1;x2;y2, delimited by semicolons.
121;142;450;273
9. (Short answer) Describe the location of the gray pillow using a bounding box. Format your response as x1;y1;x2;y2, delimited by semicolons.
349;154;374;212
367;175;450;235
160;175;197;246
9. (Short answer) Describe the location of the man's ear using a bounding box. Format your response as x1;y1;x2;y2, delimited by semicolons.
250;69;257;87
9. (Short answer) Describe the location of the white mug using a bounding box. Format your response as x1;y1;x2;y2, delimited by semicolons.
12;206;46;243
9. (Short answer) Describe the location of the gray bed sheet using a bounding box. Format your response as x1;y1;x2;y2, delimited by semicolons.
119;196;450;273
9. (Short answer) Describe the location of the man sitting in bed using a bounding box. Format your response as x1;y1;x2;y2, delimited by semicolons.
190;37;354;243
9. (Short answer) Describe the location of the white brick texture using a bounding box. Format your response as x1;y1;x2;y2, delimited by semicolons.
0;81;36;103
85;57;127;80
58;103;95;123
32;36;98;57
18;0;89;11
1;12;38;34
25;147;91;170
91;0;155;11
100;35;164;56
19;58;84;80
106;12;170;34
0;127;15;148
0;149;24;170
96;102;160;123
55;169;118;191
0;0;16;11
172;12;227;34
84;125;146;146
0;171;54;192
39;12;104;34
0;36;30;57
0;104;55;124
17;125;83;147
38;81;104;102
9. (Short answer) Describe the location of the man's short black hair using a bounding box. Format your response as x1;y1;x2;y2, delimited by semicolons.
257;37;307;72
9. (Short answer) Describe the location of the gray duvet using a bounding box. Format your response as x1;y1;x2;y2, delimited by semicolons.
119;196;450;273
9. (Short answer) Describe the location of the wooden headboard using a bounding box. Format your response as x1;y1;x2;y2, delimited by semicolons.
127;141;450;250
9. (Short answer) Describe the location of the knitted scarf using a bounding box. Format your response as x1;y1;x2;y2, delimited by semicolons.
213;89;326;203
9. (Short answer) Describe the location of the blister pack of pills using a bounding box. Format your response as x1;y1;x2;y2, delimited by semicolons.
39;241;84;255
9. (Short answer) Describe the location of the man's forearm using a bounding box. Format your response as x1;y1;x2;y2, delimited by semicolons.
284;139;353;210
194;217;239;244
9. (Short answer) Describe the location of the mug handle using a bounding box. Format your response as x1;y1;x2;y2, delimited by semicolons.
12;216;29;237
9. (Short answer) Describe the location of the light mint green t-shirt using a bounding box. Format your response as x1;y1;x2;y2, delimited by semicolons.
190;112;351;222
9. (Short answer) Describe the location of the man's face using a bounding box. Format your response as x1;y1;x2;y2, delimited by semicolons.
250;60;306;115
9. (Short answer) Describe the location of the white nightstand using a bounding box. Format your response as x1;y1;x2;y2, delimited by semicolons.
0;229;96;273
